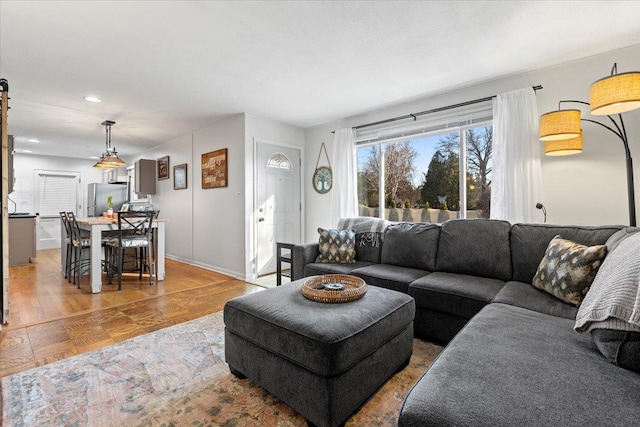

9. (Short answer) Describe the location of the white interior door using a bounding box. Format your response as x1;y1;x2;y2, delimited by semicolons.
256;142;301;277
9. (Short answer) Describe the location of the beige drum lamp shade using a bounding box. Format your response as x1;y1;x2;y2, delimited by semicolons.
545;131;583;156
539;110;581;141
590;72;640;116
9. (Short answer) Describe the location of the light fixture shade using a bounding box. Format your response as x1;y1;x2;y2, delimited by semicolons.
539;110;581;141
101;154;126;167
93;158;110;169
590;71;640;116
545;131;583;156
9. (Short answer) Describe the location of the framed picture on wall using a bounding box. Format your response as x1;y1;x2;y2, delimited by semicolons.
174;163;188;190
157;156;170;180
201;148;227;189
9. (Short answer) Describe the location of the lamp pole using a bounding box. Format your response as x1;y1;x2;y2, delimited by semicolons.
559;100;636;227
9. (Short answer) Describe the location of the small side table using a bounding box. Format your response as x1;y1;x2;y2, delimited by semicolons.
276;242;294;286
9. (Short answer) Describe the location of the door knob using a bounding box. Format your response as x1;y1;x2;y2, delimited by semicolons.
258;217;264;222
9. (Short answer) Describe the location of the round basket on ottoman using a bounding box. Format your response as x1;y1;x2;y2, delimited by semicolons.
301;274;367;303
223;277;415;427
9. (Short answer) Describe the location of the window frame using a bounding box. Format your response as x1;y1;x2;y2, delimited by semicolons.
356;119;493;220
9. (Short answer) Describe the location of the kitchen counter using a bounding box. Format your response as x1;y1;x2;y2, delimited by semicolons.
9;215;36;266
60;216;167;293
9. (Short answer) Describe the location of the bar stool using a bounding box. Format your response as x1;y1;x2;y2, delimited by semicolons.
59;212;73;281
67;212;92;289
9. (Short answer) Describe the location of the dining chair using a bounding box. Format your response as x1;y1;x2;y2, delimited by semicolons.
139;210;160;275
105;211;156;290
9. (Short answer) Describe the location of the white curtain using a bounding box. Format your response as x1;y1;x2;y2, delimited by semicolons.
330;128;358;226
490;87;542;223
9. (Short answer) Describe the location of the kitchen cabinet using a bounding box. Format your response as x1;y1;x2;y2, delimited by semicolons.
9;215;36;266
108;166;128;183
135;159;156;194
102;166;128;184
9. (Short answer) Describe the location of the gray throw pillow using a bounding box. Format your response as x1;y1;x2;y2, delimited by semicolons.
355;231;384;263
532;235;607;306
315;228;356;264
591;329;640;373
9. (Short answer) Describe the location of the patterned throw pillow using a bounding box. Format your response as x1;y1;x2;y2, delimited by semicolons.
532;236;607;306
316;228;356;264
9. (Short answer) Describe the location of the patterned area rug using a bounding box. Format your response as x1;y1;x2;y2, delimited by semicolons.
2;311;442;426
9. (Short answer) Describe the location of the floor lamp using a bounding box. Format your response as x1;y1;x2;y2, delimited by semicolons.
538;63;640;226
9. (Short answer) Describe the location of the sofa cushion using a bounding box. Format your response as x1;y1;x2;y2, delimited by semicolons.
531;236;607;306
315;228;356;264
605;226;640;252
510;223;621;284
493;281;578;319
304;261;374;278
380;222;440;271
398;303;640;427
409;272;505;319
435;219;512;281
351;264;429;294
591;329;640;373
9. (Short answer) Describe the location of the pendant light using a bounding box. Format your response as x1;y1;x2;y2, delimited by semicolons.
93;120;125;169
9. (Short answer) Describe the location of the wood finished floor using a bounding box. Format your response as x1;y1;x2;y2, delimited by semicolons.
0;249;265;377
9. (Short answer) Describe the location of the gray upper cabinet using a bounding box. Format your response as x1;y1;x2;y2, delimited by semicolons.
135;159;156;194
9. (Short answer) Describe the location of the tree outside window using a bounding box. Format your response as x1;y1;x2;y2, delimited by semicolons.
357;124;492;221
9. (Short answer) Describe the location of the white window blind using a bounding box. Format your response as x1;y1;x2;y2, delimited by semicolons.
355;101;493;145
38;173;77;217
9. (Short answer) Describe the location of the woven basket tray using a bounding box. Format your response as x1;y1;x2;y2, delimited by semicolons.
301;274;368;303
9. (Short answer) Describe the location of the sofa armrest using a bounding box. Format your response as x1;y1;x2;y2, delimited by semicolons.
292;242;319;281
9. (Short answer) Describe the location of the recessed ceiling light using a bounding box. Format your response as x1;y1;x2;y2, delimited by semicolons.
89;156;99;159
27;138;40;143
22;150;33;154
84;96;102;103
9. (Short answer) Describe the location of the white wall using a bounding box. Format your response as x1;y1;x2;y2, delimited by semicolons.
10;153;103;217
133;113;304;281
303;44;640;239
134;133;194;263
532;46;640;226
131;114;245;278
191;114;246;277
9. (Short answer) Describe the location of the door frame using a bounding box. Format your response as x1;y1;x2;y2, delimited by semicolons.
251;137;304;281
33;169;81;250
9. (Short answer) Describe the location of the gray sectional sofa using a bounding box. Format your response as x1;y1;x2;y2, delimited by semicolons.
291;218;640;426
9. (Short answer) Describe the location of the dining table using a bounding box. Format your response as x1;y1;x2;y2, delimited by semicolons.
61;216;166;293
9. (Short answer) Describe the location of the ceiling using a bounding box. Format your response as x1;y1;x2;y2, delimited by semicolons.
1;1;639;160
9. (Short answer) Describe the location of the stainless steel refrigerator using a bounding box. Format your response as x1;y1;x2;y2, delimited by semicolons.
87;183;128;217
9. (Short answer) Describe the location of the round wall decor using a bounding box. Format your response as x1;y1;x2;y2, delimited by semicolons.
313;142;332;194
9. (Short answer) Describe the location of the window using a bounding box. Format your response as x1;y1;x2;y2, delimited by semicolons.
356;103;492;222
267;153;292;170
37;172;79;217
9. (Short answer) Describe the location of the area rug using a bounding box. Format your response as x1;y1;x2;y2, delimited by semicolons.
2;311;442;426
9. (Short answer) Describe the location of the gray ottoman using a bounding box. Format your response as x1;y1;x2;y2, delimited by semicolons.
224;279;415;427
